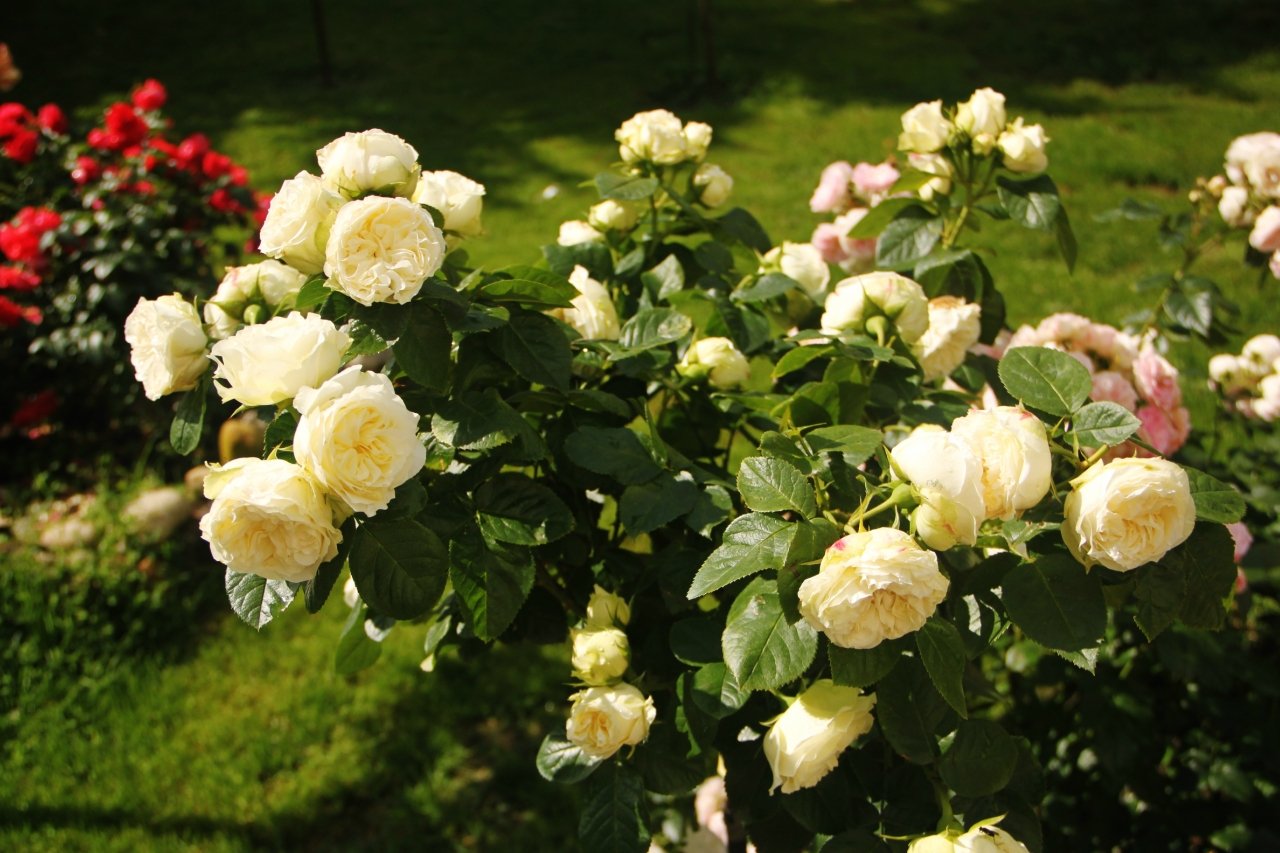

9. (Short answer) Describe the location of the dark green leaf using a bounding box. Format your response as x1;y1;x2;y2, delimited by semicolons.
482;271;576;308
500;311;572;390
804;425;883;467
691;662;749;718
1055;206;1078;272
773;345;833;379
334;606;382;675
686;484;734;538
304;534;349;614
828;642;902;688
543;241;613;279
694;240;735;274
938;720;1018;796
737;456;818;517
618;307;693;351
715;207;772;252
1137;524;1237;638
170;380;207;455
1186;468;1246;523
688;513;798;598
998;346;1092;416
394;304;452;392
448;531;535;640
294;276;331;312
595;172;660;201
475;473;575;545
1071;401;1142;447
225;570;295;630
564;426;662;485
876;207;944;270
670;617;723;666
536;734;602;783
876;658;949;764
1001;555;1106;651
641;255;685;301
916;617;968;717
847;198;924;239
348;518;448;620
722;577;819;691
578;766;649;853
732;272;796;303
996;174;1062;231
263;408;297;456
620;474;699;535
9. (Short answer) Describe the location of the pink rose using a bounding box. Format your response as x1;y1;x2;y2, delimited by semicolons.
852;161;900;198
1248;205;1280;252
1271;250;1280;280
1065;348;1095;374
1090;370;1140;411
811;221;848;264
694;776;729;846
1038;312;1091;343
1136;404;1191;457
810;161;855;213
1227;521;1253;564
1134;349;1183;412
811;209;876;272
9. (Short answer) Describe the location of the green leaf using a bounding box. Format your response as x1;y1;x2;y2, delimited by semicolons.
737;456;818;518
482;276;576;309
847;198;924;239
694;240;735;274
732;272;796;303
670;617;723;666
564;426;662;485
773;344;833;379
1185;468;1246;523
715;207;772;252
304;535;349;614
688;513;798;598
876;658;949;764
345;319;390;358
618;307;693;351
1071;401;1142;447
915;617;969;718
431;389;534;452
804;425;883;467
394;304;452;392
998;346;1092;416
1136;524;1237;638
691;662;749;718
543;241;613;280
475;473;574;545
536;734;602;783
686;484;734;538
225;570;295;630
578;766;649;853
641;255;685;301
595;172;660;201
876;206;944;270
996;174;1062;231
1000;555;1106;651
828;642;902;688
939;720;1019;796
778;518;840;623
448;531;535;641
348;518;449;620
263;408;298;457
293;275;331;311
334;606;382;675
500;311;572;390
170;380;207;455
722;577;819;691
620;474;699;535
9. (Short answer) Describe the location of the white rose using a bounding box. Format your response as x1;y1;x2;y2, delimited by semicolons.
1062;457;1196;572
891;425;987;549
956;88;1007;154
1249;206;1280;252
684;121;713;161
565;682;656;759
570;626;631;685
204;260;309;339
997;117;1049;174
343;575;361;608
1226;132;1280;198
317;128;420;198
588;199;640;232
293;366;426;516
548;265;621;341
209;312;351;406
908;824;1031;853
694;163;734;208
616;109;689;165
952;406;1052;519
821;272;929;344
585;584;631;628
898;100;952;154
908;152;954;201
324;196;446;306
1254;372;1280;422
199;458;342;582
1217;185;1254;228
557;220;604;246
762;242;831;302
124;294;209;401
914;296;982;381
678;337;751;390
258;171;344;275
411;169;486;238
763;680;876;794
1242;333;1280;369
1208;353;1254;395
798;527;950;649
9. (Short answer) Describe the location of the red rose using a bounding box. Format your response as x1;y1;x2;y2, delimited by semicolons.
103;102;147;148
0;102;31;136
0;225;38;264
2;128;36;163
131;180;156;195
36;103;66;134
21;207;61;233
202;150;232;180
0;265;40;290
131;79;167;112
9;390;57;428
209;187;241;213
177;133;209;167
229;165;249;187
0;294;40;327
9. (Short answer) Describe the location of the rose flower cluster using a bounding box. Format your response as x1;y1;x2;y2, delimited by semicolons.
1209;333;1280;421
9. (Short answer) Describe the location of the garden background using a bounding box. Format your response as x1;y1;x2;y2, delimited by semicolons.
3;0;1279;850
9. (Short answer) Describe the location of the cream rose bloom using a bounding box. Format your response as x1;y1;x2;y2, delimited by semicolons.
763;680;876;794
258;171;344;275
199;458;343;582
1208;353;1254;395
203;260;308;339
798;527;950;649
324;196;446;306
909;152;954;201
124;294;209;401
411;169;486;238
914;296;981;381
891;425;987;549
908;823;1031;853
1217;185;1254;228
616;109;690;165
952;406;1053;519
694;163;734;208
678;337;751;390
997;117;1049;174
209;312;351;406
557;220;604;246
822;271;930;344
1062;457;1196;571
899;100;952;154
585;584;631;628
684;121;713;161
762;242;831;302
956;88;1007;154
588;199;640;232
293;366;426;516
1249;205;1280;252
1225;131;1280;198
566;682;656;759
570;626;631;685
548;265;621;341
317;128;420;198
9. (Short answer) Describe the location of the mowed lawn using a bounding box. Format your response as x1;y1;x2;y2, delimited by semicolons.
4;0;1280;849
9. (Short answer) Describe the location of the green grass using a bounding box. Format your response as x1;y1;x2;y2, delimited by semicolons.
4;0;1280;849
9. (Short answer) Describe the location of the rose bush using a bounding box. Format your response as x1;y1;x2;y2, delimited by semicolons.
129;95;1253;852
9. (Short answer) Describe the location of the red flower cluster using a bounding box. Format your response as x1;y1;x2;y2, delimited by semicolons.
0;101;65;164
0;206;59;327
